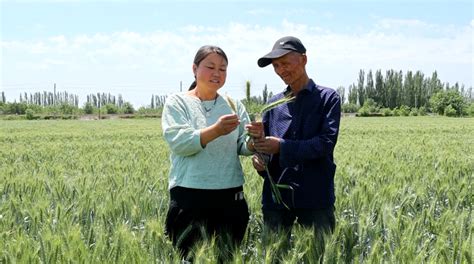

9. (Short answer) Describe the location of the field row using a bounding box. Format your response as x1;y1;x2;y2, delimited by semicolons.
0;117;472;263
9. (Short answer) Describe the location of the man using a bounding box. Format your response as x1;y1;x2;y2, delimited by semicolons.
248;36;341;261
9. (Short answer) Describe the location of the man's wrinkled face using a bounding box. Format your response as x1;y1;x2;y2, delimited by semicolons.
271;52;307;86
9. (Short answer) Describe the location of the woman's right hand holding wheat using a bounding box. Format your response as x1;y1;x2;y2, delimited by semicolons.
245;121;264;152
215;114;240;136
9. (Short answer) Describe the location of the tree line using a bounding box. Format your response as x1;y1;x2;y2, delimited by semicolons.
1;69;473;118
333;69;472;116
8;90;79;107
0;90;167;118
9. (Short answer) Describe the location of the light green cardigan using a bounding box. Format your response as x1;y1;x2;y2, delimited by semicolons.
161;92;253;190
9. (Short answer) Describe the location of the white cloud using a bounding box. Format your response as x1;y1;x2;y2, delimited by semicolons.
2;18;472;107
377;18;430;30
246;8;272;16
30;42;49;54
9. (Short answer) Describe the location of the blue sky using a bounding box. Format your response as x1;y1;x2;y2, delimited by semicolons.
1;0;473;107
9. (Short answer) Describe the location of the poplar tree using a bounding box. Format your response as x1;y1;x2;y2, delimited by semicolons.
365;70;375;101
357;70;365;106
374;70;385;107
262;84;268;104
336;86;346;104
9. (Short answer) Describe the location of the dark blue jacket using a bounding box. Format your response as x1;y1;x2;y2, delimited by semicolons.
260;79;341;209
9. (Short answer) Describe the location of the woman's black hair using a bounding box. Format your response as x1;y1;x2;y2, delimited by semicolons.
188;45;228;90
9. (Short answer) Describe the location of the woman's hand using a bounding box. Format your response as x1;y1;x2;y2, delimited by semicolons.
245;121;264;139
215;114;240;136
200;114;239;147
245;121;264;152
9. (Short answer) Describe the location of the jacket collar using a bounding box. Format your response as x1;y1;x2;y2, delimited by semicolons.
269;79;317;138
283;79;317;96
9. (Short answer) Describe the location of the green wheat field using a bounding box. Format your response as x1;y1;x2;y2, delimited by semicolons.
1;117;472;263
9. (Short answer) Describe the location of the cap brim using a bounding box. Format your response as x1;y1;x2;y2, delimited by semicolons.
257;49;292;67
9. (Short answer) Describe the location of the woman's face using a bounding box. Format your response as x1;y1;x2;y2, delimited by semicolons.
193;53;227;92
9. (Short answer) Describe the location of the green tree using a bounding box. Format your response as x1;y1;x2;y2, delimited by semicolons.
357;98;379;116
429;90;467;116
403;71;414;107
123;102;135;114
105;103;118;114
365;70;375;101
395;70;404;108
59;103;76;115
83;102;94;114
385;70;396;108
467;103;474;116
262;84;268;104
342;103;359;113
7;102;28;114
25;108;35;120
348;84;358;105
374;70;385;107
336;86;346;104
429;71;443;96
444;105;457;117
357;69;365;106
413;71;425;108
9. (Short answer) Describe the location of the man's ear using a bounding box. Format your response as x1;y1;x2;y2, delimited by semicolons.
301;54;307;65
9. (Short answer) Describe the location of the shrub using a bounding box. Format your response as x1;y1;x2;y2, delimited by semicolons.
105;104;118;114
59;103;76;115
381;108;392;116
137;107;162;116
83;102;94;114
342;103;360;113
25;108;36;120
357;107;370;117
444;105;457;117
418;106;427;116
123;102;135;114
398;105;411;116
392;108;400;116
6;102;28;115
467;103;474;117
429;90;467;116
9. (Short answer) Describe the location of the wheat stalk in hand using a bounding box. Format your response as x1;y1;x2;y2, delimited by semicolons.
249;94;295;208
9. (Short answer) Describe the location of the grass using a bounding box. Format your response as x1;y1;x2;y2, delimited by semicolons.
0;117;472;263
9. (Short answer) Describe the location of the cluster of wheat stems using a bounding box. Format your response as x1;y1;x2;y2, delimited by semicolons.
226;94;296;208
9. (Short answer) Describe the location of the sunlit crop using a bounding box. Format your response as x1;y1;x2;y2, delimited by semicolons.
0;117;472;263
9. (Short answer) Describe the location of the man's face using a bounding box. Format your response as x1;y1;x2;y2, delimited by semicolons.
271;52;307;86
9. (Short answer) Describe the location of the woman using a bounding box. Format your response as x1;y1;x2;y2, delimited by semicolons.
161;45;255;260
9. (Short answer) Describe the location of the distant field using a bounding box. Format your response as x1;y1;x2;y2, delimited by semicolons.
0;117;472;263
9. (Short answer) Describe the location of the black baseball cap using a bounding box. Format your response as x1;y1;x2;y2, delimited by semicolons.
257;36;307;67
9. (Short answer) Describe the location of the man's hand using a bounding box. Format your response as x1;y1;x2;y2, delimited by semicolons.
253;136;281;154
252;154;266;172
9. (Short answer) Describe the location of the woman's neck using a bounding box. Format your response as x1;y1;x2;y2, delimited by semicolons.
188;87;218;101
